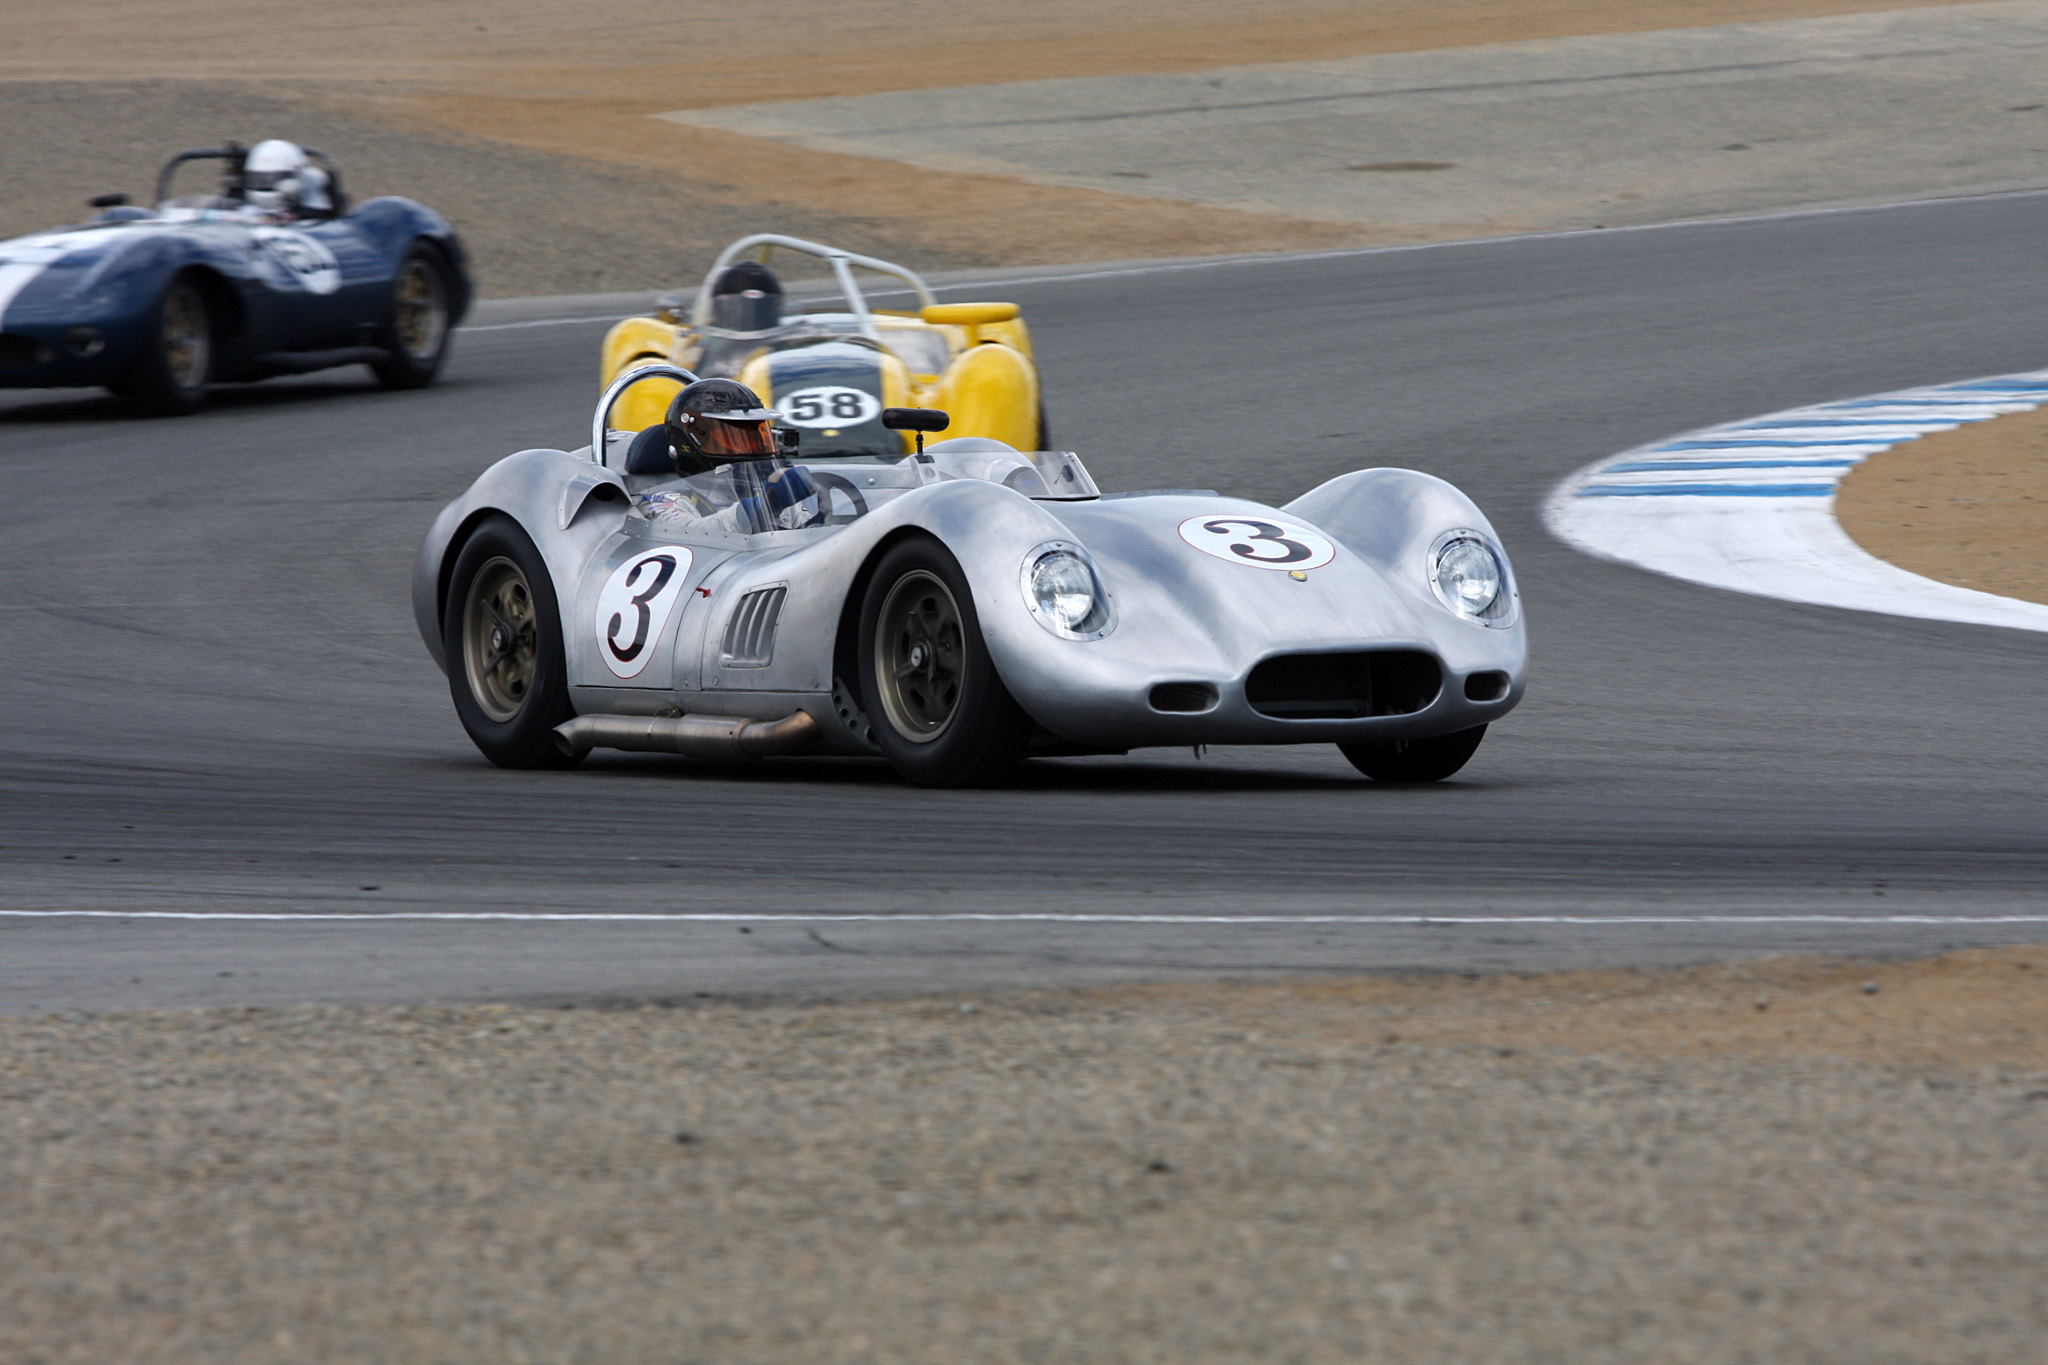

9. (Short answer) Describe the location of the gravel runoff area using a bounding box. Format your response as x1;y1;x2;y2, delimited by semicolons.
7;948;2046;1363
0;80;1004;299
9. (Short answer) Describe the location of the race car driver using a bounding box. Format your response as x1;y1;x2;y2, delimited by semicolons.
240;139;334;221
634;378;817;535
693;261;786;375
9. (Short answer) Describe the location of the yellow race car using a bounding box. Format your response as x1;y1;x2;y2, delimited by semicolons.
599;233;1044;454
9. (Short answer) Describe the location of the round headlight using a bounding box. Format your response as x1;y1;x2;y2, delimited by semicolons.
1430;534;1509;622
1023;546;1112;638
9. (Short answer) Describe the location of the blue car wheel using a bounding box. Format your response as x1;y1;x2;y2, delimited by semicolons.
373;243;454;390
128;276;213;416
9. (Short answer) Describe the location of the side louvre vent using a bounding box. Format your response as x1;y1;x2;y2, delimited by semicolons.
719;587;787;668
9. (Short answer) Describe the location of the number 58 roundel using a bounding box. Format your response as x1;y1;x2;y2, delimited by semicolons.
593;546;694;679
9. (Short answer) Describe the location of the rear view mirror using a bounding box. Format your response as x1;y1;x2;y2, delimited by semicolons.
89;192;130;208
882;406;949;456
881;407;950;433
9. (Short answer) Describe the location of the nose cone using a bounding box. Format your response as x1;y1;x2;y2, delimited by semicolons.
1052;495;1432;667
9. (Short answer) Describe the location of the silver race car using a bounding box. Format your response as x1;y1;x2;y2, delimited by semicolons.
413;365;1527;787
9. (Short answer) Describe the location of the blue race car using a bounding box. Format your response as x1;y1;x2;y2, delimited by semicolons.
0;140;472;414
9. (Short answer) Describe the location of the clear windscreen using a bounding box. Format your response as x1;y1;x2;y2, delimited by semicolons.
872;323;951;376
624;446;1100;537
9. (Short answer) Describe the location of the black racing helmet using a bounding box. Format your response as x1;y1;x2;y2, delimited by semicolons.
665;378;781;472
710;260;783;333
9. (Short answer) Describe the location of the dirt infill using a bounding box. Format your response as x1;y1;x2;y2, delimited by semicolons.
4;1;1972;91
1836;402;2048;605
1;0;1990;286
6;947;2045;1363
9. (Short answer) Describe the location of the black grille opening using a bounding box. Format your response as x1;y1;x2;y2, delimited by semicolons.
1464;670;1510;702
0;334;51;368
1149;681;1219;714
1245;650;1441;720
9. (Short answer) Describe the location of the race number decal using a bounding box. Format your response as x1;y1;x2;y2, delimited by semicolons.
593;546;693;680
777;385;880;429
252;227;341;295
1177;515;1337;571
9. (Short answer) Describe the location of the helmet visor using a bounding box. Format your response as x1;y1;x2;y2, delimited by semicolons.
690;413;780;459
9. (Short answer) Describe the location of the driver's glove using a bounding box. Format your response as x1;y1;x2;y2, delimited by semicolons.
763;465;817;513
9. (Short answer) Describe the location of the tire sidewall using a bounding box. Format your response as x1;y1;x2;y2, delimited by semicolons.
130;276;211;416
857;536;1030;787
373;242;453;388
443;516;578;768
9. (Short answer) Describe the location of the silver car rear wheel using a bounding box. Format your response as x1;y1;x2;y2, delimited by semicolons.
460;556;538;723
441;516;578;769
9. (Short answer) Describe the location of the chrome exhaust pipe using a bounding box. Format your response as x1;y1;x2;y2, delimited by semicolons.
551;709;820;760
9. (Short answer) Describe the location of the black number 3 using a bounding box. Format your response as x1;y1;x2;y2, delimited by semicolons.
1204;518;1312;564
606;553;678;662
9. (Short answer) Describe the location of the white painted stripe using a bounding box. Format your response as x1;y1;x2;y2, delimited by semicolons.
454;185;2048;332
1589;466;1852;486
0;254;69;323
456;313;634;334
0;228;140;323
1;910;2043;926
1545;369;2048;632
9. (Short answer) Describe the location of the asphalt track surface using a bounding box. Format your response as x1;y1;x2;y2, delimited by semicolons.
5;194;2048;1013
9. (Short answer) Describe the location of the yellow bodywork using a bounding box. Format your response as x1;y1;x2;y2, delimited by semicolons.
599;301;1041;453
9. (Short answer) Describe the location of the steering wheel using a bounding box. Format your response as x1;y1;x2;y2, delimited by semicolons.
805;470;871;526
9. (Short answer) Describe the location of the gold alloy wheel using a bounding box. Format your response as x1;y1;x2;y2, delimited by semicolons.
161;286;208;389
872;569;965;743
393;257;447;360
462;556;539;722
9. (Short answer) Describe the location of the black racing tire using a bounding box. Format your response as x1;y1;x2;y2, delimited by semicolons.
442;515;580;769
127;275;213;415
372;242;454;390
1036;401;1050;451
1339;725;1487;783
857;535;1032;788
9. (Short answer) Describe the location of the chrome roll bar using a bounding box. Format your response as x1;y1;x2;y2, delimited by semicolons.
590;362;700;466
689;233;938;342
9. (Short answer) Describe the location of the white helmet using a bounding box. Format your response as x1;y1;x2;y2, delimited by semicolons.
243;139;329;215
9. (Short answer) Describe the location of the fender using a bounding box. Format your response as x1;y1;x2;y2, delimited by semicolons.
412;449;630;670
929;341;1039;451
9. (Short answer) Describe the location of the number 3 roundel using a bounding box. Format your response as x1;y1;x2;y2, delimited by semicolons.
594;547;693;679
1177;516;1337;571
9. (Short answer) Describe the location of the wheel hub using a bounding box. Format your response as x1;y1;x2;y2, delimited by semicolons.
395;259;447;360
873;570;965;743
462;557;538;723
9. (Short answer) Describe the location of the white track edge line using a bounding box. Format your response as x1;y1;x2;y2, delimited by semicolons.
2;911;2045;926
458;185;2048;330
458;314;638;333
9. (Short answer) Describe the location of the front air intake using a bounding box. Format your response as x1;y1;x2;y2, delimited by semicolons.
1149;682;1220;714
1244;650;1441;720
1464;670;1510;702
0;334;49;368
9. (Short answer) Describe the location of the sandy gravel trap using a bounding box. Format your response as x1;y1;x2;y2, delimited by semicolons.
5;950;2046;1363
